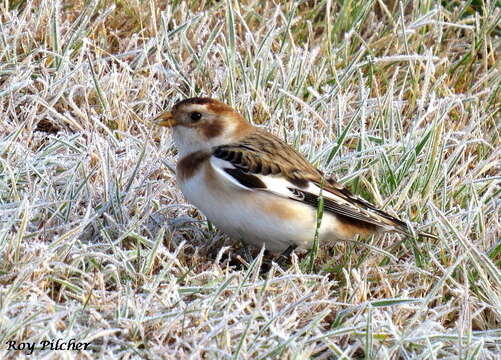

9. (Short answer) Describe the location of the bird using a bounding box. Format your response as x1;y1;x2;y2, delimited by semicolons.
154;97;434;254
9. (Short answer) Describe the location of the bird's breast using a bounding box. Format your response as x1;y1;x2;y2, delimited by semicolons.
176;151;211;183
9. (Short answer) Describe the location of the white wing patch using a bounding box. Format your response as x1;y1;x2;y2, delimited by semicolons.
209;157;251;190
209;155;399;232
210;155;306;197
255;175;399;231
254;174;299;198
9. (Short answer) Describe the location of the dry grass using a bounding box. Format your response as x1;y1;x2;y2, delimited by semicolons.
1;0;500;358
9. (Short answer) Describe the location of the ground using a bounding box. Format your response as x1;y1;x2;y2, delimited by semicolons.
0;0;499;359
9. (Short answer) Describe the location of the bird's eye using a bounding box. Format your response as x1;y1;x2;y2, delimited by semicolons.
190;112;202;122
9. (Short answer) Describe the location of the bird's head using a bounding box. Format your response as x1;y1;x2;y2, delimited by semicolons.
154;97;251;156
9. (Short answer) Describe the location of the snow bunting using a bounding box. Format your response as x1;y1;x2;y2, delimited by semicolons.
155;97;433;253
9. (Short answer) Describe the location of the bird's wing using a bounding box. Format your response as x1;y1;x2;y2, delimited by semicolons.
210;129;411;234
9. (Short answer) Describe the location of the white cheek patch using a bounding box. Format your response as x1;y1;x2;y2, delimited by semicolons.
173;127;206;157
173;118;233;157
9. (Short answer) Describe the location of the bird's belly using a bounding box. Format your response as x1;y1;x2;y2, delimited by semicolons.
178;169;356;253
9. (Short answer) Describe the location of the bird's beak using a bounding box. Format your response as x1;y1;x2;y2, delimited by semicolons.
153;112;177;127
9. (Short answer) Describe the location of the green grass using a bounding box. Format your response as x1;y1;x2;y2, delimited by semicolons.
0;0;500;358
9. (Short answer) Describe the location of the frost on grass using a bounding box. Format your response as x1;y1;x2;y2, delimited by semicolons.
0;1;500;359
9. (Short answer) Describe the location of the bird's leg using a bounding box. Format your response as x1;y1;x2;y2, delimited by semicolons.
280;245;298;258
241;244;254;264
260;245;298;273
275;244;298;268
